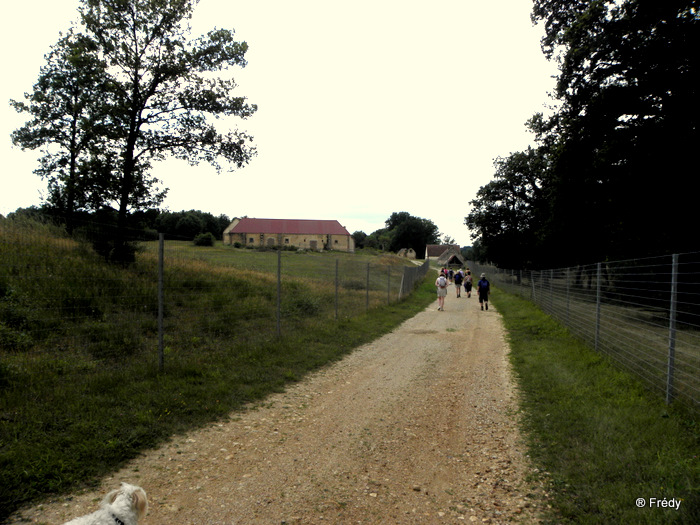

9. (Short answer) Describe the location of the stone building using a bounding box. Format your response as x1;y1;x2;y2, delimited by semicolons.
424;244;466;267
223;218;355;253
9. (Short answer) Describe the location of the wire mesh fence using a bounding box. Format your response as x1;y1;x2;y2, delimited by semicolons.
470;253;700;413
0;220;430;373
0;218;434;516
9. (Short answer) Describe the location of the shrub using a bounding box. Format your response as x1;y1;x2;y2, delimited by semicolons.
193;232;216;247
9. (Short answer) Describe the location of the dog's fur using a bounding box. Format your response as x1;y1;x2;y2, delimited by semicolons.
63;483;148;525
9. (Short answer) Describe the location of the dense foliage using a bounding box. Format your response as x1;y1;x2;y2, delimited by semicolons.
5;205;231;244
363;212;441;257
467;0;699;268
11;0;256;261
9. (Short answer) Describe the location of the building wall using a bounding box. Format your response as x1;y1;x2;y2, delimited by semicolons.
224;231;355;253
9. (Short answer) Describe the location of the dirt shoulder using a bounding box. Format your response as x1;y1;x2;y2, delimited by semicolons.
11;281;545;524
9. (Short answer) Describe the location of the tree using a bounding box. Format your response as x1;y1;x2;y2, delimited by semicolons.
471;1;699;269
466;146;548;268
351;231;367;249
13;0;257;261
384;212;440;257
364;228;393;251
532;0;700;262
11;29;115;232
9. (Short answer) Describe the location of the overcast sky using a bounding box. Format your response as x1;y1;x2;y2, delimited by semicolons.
2;0;558;246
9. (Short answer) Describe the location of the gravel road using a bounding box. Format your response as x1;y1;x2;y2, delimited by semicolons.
11;280;546;524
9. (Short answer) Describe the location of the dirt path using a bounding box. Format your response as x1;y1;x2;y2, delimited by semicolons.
11;281;544;524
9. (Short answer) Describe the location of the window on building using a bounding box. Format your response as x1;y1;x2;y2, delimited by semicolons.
248;237;254;244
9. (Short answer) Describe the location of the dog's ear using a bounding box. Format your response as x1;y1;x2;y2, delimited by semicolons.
102;488;121;506
132;487;148;517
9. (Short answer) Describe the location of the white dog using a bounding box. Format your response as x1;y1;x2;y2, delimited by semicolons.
63;483;148;525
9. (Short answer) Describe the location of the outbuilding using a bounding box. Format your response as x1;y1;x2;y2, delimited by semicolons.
223;217;355;253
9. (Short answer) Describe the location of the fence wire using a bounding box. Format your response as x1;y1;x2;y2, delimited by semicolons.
0;221;429;374
471;254;700;413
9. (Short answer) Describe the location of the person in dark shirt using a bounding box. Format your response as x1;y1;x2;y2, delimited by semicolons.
453;268;464;298
477;273;490;311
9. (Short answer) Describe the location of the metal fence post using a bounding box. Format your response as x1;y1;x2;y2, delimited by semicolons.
519;269;523;297
276;249;281;337
549;269;554;314
158;233;164;373
595;262;602;352
666;253;679;404
335;258;339;320
387;265;391;305
366;263;370;312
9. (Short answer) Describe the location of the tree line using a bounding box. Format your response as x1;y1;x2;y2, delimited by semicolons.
466;0;698;270
5;205;229;243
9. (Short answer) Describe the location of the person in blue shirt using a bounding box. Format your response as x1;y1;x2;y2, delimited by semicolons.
477;273;490;311
453;268;464;298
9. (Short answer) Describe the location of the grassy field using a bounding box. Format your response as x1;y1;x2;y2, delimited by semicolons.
0;220;435;522
494;289;700;524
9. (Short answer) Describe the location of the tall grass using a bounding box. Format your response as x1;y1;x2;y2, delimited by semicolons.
0;220;435;521
494;289;699;524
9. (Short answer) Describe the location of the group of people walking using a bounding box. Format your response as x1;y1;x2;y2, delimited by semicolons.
435;267;490;311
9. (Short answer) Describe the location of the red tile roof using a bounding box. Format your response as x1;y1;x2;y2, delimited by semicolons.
230;218;351;236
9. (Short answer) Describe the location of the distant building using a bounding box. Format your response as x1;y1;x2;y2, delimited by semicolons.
397;248;417;259
223;218;355;253
425;244;466;267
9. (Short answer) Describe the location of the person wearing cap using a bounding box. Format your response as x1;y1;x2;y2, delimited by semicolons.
477;273;490;310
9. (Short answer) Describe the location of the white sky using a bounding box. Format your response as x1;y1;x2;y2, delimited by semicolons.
1;0;558;246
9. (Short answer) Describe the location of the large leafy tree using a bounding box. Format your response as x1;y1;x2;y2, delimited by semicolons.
469;1;699;267
466;146;548;268
12;0;257;260
534;0;700;262
11;29;116;233
385;211;440;257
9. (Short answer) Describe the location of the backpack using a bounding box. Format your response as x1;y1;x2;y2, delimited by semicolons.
438;276;447;288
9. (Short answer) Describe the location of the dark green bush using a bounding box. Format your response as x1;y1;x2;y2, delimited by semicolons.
193;232;216;246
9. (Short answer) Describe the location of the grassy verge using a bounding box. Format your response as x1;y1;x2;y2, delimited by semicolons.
492;288;699;524
0;221;436;522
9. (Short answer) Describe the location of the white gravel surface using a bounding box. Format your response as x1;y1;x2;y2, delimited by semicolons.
11;282;547;524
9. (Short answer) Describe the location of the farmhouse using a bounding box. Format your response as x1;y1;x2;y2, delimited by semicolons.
425;244;466;267
223;218;355;253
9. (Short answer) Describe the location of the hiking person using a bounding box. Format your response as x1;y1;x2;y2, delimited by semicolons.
453;268;464;297
435;272;448;311
477;273;490;310
464;270;473;298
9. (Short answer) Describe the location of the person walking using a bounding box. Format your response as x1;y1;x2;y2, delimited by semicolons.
464;270;473;298
453;268;464;298
477;273;490;310
435;272;448;311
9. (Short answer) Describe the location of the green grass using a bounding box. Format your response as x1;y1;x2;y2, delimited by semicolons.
493;288;700;524
0;220;435;522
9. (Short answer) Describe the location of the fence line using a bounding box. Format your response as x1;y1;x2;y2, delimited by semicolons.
470;253;700;413
1;221;430;375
